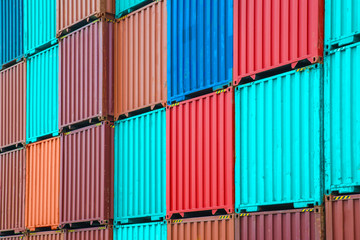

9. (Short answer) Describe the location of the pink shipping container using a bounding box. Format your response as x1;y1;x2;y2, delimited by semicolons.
325;194;360;240
59;19;114;130
0;61;26;151
26;230;64;240
66;226;113;240
233;0;324;85
166;88;234;219
60;122;114;227
0;149;26;234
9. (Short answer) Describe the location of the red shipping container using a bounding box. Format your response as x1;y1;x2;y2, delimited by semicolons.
325;194;360;240
0;236;23;240
60;122;114;226
0;149;25;234
26;230;64;240
166;88;234;218
233;0;324;85
66;226;113;240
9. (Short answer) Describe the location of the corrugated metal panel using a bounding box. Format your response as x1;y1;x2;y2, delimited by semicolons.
325;42;360;194
0;62;26;150
325;194;360;240
0;149;26;233
236;208;324;240
168;215;235;240
114;108;166;223
0;236;23;240
24;0;57;54
167;88;234;218
0;0;23;67
114;1;166;119
325;0;360;49
116;0;152;18
114;222;166;240
235;65;323;212
25;137;60;231
26;230;64;240
60;122;114;226
66;226;113;240
26;45;59;143
59;19;114;129
57;0;115;36
167;0;233;103
233;0;324;84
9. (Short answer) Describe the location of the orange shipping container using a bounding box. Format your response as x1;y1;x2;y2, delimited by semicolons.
114;0;167;119
26;137;60;231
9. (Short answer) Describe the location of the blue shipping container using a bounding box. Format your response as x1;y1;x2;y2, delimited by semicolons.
235;65;323;212
114;108;166;224
0;0;24;68
115;0;153;18
325;42;360;194
26;45;59;143
114;222;167;240
167;0;233;104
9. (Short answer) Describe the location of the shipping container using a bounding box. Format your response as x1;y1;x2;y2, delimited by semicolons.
66;226;112;240
116;0;153;18
114;109;166;223
0;149;25;233
60;122;114;226
0;62;26;151
235;65;323;212
233;0;324;84
26;137;60;231
236;208;324;240
325;194;360;240
325;42;360;194
26;45;59;143
57;0;115;36
167;88;234;218
325;0;360;50
0;0;23;68
168;215;235;240
167;0;233;104
26;230;64;240
24;0;57;55
59;19;114;130
114;222;166;240
114;0;166;119
0;236;23;240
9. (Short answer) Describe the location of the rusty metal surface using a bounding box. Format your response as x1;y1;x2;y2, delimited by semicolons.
26;230;64;240
66;226;113;240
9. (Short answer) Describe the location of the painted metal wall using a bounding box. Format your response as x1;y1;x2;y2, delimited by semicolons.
325;42;360;194
114;0;167;118
26;45;59;143
24;0;57;54
167;89;234;218
235;65;323;212
0;0;24;67
0;62;26;150
114;222;167;240
114;109;166;223
66;226;112;240
60;122;114;226
116;0;152;18
26;231;64;240
0;149;26;233
59;20;114;129
0;236;23;240
25;137;60;231
167;0;233;103
234;0;324;84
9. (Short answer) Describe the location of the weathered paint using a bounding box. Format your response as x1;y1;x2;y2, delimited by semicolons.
66;226;112;240
0;236;23;240
114;222;167;240
116;0;153;18
26;230;64;240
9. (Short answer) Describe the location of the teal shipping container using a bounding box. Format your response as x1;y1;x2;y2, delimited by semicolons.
235;65;324;212
114;222;167;240
114;108;166;224
325;42;360;194
26;45;59;143
24;0;57;55
325;0;360;49
115;0;153;18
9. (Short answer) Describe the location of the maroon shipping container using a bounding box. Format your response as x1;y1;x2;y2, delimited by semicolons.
0;236;23;240
0;61;26;150
0;148;26;234
66;226;112;240
59;19;114;131
325;195;360;240
60;122;114;226
166;88;235;218
26;230;64;240
233;0;324;84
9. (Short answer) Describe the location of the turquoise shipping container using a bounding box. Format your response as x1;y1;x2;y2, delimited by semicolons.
26;45;59;143
24;0;57;56
325;42;360;194
115;0;153;18
114;222;167;240
235;64;324;212
114;108;166;224
325;0;360;50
